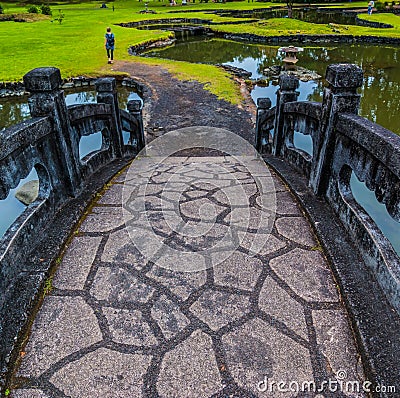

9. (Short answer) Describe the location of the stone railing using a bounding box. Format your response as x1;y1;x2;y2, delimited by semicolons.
256;63;400;316
355;16;393;29
0;67;144;387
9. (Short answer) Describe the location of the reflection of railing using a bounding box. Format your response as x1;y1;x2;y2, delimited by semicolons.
281;101;321;178
255;97;275;154
0;67;144;386
256;63;400;316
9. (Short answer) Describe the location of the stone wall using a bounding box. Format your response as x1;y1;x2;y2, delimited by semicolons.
256;63;400;316
221;32;400;45
355;16;393;29
0;67;144;388
0;76;143;98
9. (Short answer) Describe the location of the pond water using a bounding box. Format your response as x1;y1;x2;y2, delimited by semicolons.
0;87;141;239
144;38;400;135
144;37;400;255
0;88;141;130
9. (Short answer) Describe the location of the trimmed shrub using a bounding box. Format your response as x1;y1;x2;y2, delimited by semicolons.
27;5;39;13
40;4;52;15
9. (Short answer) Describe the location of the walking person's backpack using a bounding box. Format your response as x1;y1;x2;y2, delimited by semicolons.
106;33;115;47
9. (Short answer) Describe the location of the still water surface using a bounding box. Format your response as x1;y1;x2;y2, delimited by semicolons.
145;38;400;135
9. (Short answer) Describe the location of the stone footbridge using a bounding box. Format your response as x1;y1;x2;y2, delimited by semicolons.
0;65;399;397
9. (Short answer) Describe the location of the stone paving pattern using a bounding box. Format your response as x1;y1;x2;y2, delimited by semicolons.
11;155;365;397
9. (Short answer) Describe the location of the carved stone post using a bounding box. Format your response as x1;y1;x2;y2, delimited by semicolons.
95;78;123;158
272;74;299;156
310;63;363;196
23;67;82;196
255;97;272;153
127;99;145;151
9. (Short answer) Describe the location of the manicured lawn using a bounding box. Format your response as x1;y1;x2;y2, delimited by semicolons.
0;0;172;80
0;0;399;102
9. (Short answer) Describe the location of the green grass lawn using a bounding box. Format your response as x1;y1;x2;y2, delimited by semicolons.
0;0;171;80
0;0;399;102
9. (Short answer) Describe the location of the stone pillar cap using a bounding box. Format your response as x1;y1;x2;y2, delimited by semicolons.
23;67;61;92
127;99;143;112
257;97;272;109
95;78;116;92
279;74;299;91
326;64;363;89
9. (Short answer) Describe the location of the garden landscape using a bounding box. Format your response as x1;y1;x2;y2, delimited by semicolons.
0;0;399;396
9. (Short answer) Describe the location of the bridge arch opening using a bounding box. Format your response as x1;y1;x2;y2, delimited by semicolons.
0;162;50;239
79;128;110;161
339;164;400;256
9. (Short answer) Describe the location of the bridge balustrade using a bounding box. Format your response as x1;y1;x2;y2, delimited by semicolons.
256;63;400;314
280;101;321;178
255;97;275;153
0;67;144;385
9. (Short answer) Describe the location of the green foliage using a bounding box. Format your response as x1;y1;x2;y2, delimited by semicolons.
27;3;52;15
375;1;386;9
40;3;51;15
54;8;64;23
43;276;53;296
4;389;10;396
27;4;39;13
0;4;3;14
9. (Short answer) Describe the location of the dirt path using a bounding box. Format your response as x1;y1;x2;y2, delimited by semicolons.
115;61;256;144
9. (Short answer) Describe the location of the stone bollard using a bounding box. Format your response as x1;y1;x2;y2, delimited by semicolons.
95;78;123;158
273;74;299;157
255;97;272;153
23;67;82;197
310;63;363;196
127;99;145;151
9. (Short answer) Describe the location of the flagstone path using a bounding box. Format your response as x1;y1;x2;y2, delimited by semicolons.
11;151;365;397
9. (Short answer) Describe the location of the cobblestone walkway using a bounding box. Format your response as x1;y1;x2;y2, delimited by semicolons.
11;132;365;397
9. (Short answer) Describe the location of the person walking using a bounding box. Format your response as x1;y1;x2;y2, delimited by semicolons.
105;27;115;64
368;0;374;14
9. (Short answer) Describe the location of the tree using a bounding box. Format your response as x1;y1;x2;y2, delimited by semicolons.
287;0;293;18
54;8;64;24
40;3;52;15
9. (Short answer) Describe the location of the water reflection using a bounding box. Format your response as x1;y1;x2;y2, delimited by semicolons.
351;172;400;256
79;131;103;159
0;98;31;130
293;131;313;156
0;168;38;239
144;38;400;135
0;88;141;130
